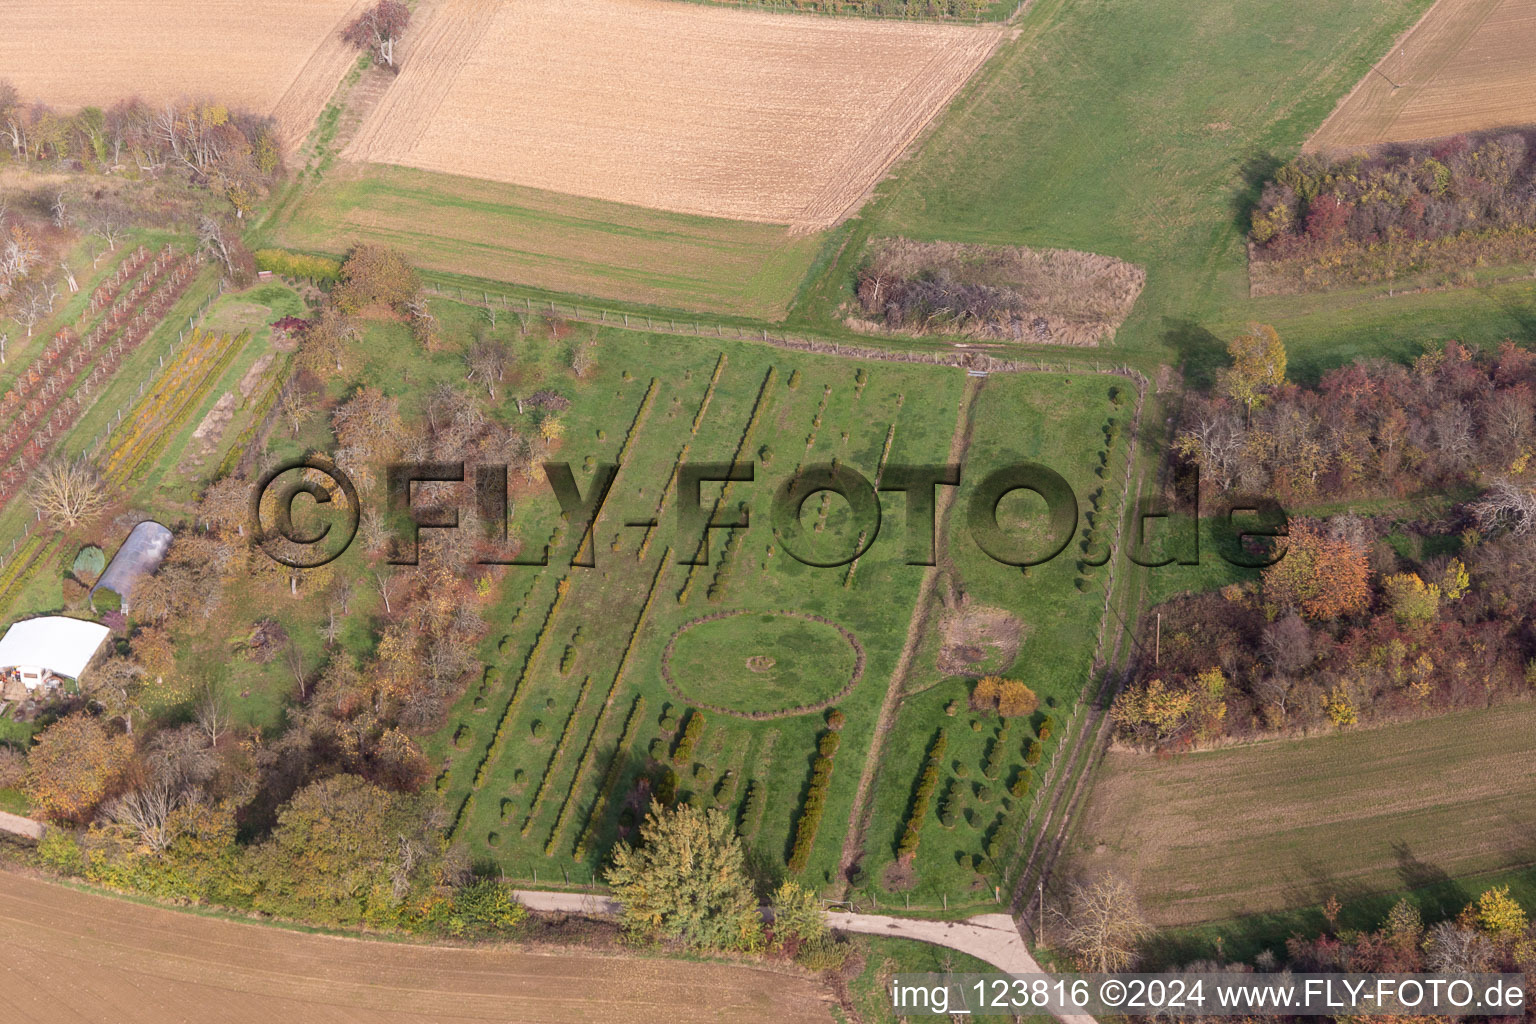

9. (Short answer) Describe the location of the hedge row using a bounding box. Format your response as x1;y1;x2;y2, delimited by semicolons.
982;723;1011;780
519;672;597;836
691;353;728;434
671;710;706;766
896;729;948;859
215;353;291;479
254;248;342;283
615;378;659;466
705;515;747;602
547;554;670;854
787;728;840;873
678;366;777;603
571;696;646;861
471;577;571;790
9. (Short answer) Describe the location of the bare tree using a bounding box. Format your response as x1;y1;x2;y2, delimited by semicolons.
343;1;412;67
1053;874;1150;973
466;338;510;399
194;684;232;747
91;210;127;253
372;567;399;614
284;641;310;700
13;283;49;337
103;780;179;853
197;215;236;277
1472;479;1536;536
1424;922;1493;973
29;460;111;528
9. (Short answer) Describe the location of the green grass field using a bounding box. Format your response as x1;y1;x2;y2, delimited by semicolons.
295;293;1130;900
665;612;860;715
792;0;1536;380
270;165;827;320
1066;701;1536;927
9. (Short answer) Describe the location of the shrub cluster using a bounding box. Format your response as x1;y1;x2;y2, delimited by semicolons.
254;249;342;283
671;710;706;766
969;676;1039;717
896;729;948;860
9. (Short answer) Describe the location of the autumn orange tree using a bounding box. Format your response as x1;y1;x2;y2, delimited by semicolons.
23;714;135;823
1262;519;1370;620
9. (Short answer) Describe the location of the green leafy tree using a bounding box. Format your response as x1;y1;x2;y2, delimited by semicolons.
770;880;827;950
1223;324;1287;414
606;804;762;951
251;774;429;927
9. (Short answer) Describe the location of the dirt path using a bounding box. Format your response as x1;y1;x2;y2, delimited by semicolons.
0;870;835;1024
834;375;983;890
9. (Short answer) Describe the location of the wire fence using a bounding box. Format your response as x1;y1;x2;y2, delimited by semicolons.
424;282;1149;382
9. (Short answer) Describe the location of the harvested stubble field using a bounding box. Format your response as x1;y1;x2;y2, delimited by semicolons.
1308;0;1536;150
0;0;369;150
1067;702;1536;926
0;870;834;1023
345;0;1003;228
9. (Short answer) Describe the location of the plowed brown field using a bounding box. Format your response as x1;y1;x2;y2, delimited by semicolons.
0;0;370;151
1308;0;1536;150
0;869;835;1023
345;0;1003;228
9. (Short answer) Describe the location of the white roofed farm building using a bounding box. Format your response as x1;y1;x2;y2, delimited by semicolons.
0;617;112;698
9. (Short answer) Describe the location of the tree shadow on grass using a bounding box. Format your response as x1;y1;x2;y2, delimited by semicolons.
1160;317;1225;390
1231;152;1284;238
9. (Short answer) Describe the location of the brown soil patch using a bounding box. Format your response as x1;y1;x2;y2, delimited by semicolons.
238;352;276;400
746;655;777;673
0;0;369;153
346;0;1003;228
1068;702;1536;926
1308;0;1536;150
936;600;1024;677
0;869;836;1023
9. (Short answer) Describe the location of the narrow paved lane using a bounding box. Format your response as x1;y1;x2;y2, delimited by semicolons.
515;892;1100;1024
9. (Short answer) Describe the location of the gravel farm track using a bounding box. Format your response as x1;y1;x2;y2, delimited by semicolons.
345;0;1005;227
0;869;836;1024
1307;0;1536;149
0;0;372;151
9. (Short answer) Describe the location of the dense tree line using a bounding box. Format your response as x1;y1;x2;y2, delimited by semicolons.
1179;337;1536;503
1257;887;1532;984
1249;131;1536;290
1253;132;1536;253
0;81;284;211
1117;335;1536;748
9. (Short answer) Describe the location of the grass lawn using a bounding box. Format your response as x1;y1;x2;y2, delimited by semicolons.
665;612;861;716
855;372;1129;907
1065;701;1536;927
269;164;827;320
